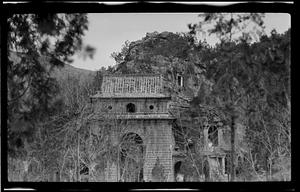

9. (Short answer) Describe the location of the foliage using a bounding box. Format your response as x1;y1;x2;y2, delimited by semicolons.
7;13;90;157
243;29;291;180
188;13;267;181
57;73;95;113
189;13;265;44
111;32;193;74
7;13;290;182
107;17;290;181
119;133;144;182
110;31;214;105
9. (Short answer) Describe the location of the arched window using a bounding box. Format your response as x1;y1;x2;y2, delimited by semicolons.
126;103;136;113
218;157;223;172
177;75;183;87
208;125;218;146
174;161;181;176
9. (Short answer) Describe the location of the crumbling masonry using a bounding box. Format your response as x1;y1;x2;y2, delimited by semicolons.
90;74;231;182
90;74;174;181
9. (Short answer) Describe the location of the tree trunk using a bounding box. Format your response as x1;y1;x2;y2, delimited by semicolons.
230;115;236;181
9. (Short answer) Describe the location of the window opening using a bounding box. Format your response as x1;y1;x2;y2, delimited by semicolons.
126;103;136;113
208;125;218;146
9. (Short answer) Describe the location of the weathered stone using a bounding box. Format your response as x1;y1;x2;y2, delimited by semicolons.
90;74;233;182
90;74;174;182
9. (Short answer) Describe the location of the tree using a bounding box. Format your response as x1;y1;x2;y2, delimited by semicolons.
110;31;212;107
110;31;194;75
243;29;291;181
188;13;265;181
7;14;91;156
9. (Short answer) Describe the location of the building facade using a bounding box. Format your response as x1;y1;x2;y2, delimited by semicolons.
90;74;232;182
90;74;175;182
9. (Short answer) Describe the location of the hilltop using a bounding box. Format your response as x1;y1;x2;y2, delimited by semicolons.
51;63;96;83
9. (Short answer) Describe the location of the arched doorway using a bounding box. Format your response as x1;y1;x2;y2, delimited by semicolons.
203;160;210;181
174;161;183;182
120;132;144;182
236;156;243;176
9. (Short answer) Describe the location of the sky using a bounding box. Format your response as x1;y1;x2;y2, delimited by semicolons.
71;13;291;71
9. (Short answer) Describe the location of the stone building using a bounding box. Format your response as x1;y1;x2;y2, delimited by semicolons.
90;74;175;182
90;73;233;182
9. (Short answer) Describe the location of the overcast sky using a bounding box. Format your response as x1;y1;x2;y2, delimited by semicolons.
71;13;291;71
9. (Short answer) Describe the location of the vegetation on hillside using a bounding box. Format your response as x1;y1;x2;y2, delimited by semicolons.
7;13;97;181
6;13;290;182
105;13;290;181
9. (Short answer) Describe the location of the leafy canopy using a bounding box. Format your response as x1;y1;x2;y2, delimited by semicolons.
7;13;90;156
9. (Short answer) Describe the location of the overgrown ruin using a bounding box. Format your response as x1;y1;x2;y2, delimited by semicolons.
89;74;232;182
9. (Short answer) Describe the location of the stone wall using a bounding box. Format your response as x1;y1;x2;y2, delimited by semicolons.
144;120;174;181
101;119;174;182
94;98;169;115
91;74;174;182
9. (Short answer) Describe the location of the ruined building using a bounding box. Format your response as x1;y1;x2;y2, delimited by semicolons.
90;74;233;182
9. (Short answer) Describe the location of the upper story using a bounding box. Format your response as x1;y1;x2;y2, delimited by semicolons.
90;74;173;119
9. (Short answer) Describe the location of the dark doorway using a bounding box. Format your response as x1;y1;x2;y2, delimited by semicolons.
174;161;182;181
203;160;210;181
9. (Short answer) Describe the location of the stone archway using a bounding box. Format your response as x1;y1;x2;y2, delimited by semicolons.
120;132;144;182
